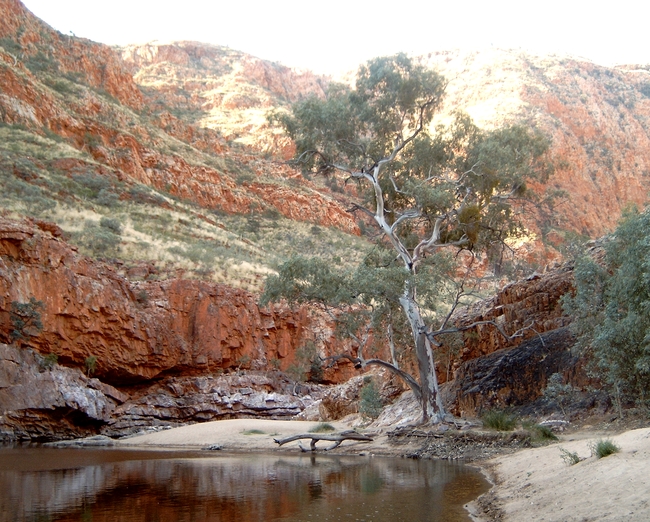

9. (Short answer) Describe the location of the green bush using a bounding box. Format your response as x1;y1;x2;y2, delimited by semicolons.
563;208;650;408
559;447;581;466
73;220;121;257
10;297;44;343
309;423;336;433
359;377;383;419
84;355;98;377
286;341;323;383
589;439;620;459
525;423;558;441
40;353;58;371
543;373;576;416
482;410;517;431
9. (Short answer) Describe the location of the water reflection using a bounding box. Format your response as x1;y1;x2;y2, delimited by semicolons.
0;446;488;521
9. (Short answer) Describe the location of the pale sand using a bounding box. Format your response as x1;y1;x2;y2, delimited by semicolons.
472;427;650;521
117;418;411;455
118;420;650;521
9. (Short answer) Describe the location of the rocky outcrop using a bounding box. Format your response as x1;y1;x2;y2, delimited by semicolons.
438;262;574;382
104;373;321;437
0;217;357;384
0;343;126;440
442;328;581;416
0;341;324;440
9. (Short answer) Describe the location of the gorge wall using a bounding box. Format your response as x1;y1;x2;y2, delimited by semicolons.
0;216;580;439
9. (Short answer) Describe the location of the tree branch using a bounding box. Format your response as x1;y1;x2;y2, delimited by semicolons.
324;353;422;402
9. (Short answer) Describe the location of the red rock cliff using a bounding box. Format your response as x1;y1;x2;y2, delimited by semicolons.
0;218;356;384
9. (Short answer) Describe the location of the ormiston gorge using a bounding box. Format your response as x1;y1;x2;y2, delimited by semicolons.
0;0;650;440
2;0;650;520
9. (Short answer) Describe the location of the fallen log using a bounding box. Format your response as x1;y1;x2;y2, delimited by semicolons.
274;430;374;452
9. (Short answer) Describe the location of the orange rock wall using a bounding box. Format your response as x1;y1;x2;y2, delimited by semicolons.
0;218;356;384
439;264;574;383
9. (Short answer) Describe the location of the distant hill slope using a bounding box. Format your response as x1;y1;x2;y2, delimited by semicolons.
424;49;650;241
2;0;650;287
0;0;363;291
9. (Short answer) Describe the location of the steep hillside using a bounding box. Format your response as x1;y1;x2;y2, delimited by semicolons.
120;40;327;153
121;42;650;264
0;0;363;292
424;49;650;242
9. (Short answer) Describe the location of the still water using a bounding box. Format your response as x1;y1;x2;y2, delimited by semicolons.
0;446;489;521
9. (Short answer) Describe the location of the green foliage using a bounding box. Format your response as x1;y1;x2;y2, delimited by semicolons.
559;447;581;466
285;341;323;383
523;422;558;442
73;219;122;257
84;355;98;377
40;353;59;371
589;439;620;459
309;423;336;433
543;372;576;416
531;424;558;441
10;297;45;343
563;208;650;407
100;216;122;234
242;429;266;435
482;410;517;431
359;377;384;419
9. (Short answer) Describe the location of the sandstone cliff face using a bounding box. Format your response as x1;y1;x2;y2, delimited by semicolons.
0;217;355;383
425;49;650;241
119;41;328;152
441;262;574;380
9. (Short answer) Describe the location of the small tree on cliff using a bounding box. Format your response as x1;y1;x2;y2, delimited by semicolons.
262;54;552;423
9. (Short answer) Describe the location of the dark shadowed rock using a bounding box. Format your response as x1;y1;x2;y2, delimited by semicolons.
443;328;582;416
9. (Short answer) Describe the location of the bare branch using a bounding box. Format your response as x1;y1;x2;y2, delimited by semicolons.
425;320;544;347
324;353;422;401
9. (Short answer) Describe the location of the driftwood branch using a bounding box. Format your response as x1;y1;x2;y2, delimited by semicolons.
274;430;373;452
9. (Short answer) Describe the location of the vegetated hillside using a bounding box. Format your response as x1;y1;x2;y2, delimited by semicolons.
120;42;650;272
3;0;650;285
0;0;363;292
119;40;328;154
424;49;650;244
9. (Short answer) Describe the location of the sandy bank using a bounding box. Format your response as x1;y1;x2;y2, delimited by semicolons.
473;427;650;521
116;418;416;456
119;419;650;521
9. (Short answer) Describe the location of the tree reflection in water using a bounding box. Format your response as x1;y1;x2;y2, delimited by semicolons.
0;447;488;521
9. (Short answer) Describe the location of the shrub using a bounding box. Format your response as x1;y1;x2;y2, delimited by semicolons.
73;220;121;257
526;423;558;441
100;216;122;234
10;297;45;343
286;341;323;383
589;439;620;459
482;410;517;431
559;447;581;466
543;372;576;416
359;377;384;419
84;355;98;377
309;423;336;433
563;208;650;408
39;353;58;371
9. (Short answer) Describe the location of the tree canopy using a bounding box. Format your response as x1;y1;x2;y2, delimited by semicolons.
563;207;650;408
264;53;552;423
